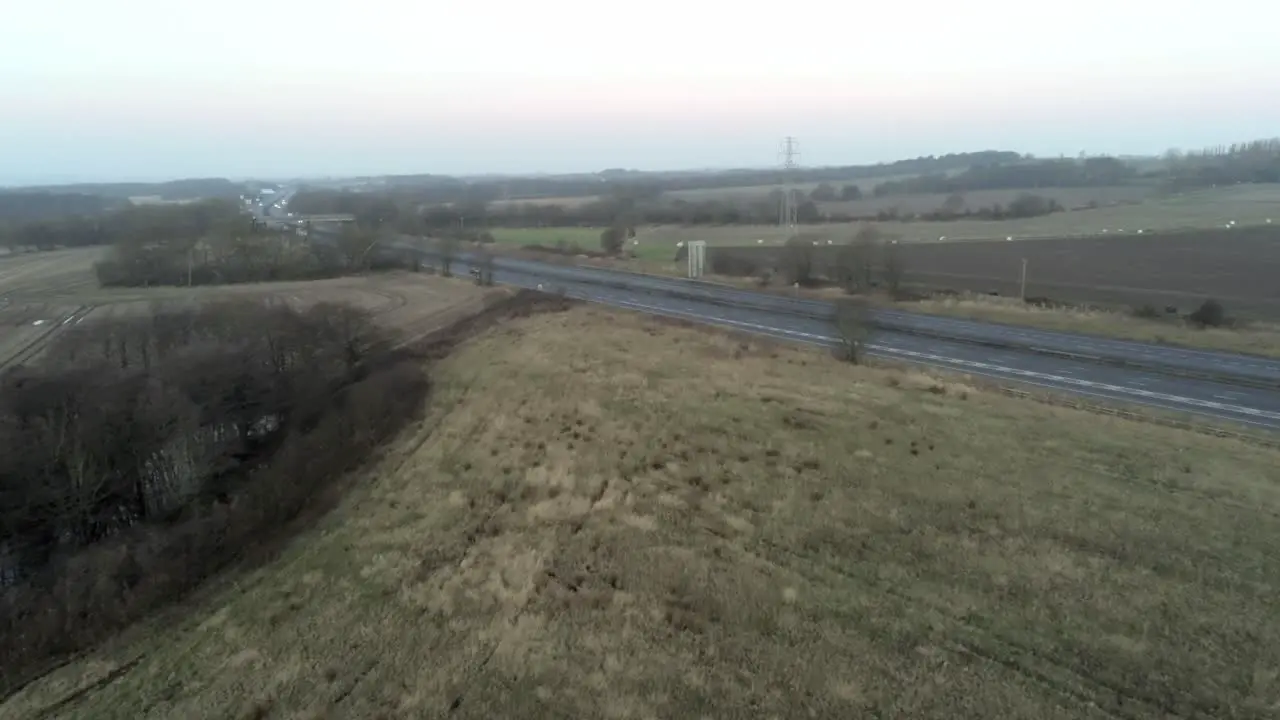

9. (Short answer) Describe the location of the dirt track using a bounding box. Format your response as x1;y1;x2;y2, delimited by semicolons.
0;248;499;370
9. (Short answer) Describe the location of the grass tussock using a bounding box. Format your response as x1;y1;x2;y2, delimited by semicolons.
6;305;1280;719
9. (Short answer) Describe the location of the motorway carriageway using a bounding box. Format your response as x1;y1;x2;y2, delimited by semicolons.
480;254;1280;388
292;221;1280;431
445;253;1280;432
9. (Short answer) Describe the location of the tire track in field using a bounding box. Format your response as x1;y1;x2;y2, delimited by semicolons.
264;287;408;316
0;305;97;372
367;289;409;317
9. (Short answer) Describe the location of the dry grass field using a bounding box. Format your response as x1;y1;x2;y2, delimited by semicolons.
0;247;501;370
7;305;1279;719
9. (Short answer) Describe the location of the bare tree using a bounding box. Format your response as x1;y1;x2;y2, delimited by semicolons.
600;226;626;255
834;298;871;363
438;235;458;277
0;299;435;692
853;225;880;290
835;230;877;295
881;241;905;297
473;245;496;286
809;183;838;202
337;225;380;272
782;235;817;286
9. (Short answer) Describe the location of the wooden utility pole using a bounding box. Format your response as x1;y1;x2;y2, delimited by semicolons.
1019;258;1028;300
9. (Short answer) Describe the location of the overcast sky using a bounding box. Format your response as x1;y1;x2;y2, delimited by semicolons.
3;0;1278;185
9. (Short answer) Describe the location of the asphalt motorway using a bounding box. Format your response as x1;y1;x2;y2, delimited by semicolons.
434;252;1280;432
474;254;1280;388
284;207;1280;431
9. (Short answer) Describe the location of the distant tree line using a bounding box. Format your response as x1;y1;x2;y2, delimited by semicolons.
869;156;1139;196
0;191;123;224
0;300;428;693
7;177;246;202
312;150;1024;205
301;138;1280;222
292;186;1069;239
1162;139;1280;190
0;196;421;287
0;180;249;240
94;220;421;288
1;198;248;253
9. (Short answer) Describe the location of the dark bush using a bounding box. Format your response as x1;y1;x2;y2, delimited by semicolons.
1188;299;1227;327
600;226;627;255
782;235;818;286
709;251;761;276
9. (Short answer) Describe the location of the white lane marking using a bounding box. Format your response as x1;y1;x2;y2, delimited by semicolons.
875;346;1280;421
876;310;1280;371
879;355;1280;431
609;298;1280;422
611;298;832;343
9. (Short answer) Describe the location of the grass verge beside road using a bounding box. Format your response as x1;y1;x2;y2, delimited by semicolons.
892;292;1280;359
479;238;1280;358
590;258;1280;360
8;304;1279;719
548;247;1280;360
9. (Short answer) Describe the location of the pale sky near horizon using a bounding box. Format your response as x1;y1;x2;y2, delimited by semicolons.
2;0;1278;185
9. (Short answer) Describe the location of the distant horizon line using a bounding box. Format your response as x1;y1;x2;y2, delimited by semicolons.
3;148;1178;191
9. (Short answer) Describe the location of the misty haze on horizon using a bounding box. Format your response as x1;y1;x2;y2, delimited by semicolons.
3;0;1279;186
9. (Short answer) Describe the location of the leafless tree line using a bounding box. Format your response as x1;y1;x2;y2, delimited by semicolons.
0;300;429;695
768;226;904;295
94;223;420;288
